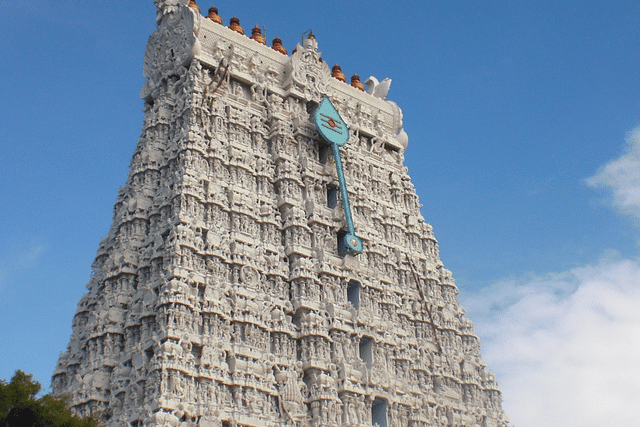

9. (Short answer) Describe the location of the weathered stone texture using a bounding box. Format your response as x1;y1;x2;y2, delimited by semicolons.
53;3;509;427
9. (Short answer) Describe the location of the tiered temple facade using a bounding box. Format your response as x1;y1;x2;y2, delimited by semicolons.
52;2;509;426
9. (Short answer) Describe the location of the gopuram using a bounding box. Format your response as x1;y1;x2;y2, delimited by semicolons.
52;2;510;427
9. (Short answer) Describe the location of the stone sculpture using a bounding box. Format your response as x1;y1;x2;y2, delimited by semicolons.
53;3;510;427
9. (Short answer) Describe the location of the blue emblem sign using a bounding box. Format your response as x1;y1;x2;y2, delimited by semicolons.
313;96;363;255
314;97;349;147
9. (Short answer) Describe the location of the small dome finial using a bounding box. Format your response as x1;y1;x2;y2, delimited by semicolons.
332;64;346;82
206;5;222;24
350;73;365;91
229;16;244;35
302;29;318;51
187;0;201;13
272;36;288;55
251;24;266;45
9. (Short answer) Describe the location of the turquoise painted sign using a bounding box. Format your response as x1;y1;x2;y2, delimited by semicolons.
313;97;350;147
313;96;363;255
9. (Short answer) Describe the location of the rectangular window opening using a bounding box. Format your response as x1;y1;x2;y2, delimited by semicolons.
347;280;360;310
306;100;319;115
359;336;373;368
372;397;388;427
384;143;399;153
337;230;347;258
327;184;338;209
319;144;329;164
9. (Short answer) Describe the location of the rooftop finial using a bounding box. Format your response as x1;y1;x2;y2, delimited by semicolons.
251;24;266;45
187;0;200;13
302;29;318;52
350;73;365;91
332;64;346;82
229;16;244;35
206;5;222;24
272;36;288;55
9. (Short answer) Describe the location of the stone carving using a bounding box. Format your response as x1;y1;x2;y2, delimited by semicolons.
275;362;308;424
53;3;509;427
364;76;392;100
142;4;201;103
153;0;188;24
285;34;333;103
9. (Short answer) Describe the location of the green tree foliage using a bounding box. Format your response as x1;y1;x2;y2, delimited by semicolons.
0;370;101;427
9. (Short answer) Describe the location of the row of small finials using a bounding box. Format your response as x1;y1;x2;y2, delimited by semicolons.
186;0;367;91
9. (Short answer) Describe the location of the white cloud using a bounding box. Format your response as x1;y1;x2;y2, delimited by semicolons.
459;128;640;426
585;127;640;221
463;255;640;427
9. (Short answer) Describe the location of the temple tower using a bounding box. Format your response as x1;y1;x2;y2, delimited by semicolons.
52;2;509;427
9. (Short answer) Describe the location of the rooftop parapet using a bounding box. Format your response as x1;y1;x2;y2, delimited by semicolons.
146;1;409;152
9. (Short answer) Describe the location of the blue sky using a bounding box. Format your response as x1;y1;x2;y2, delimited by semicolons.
1;1;640;426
